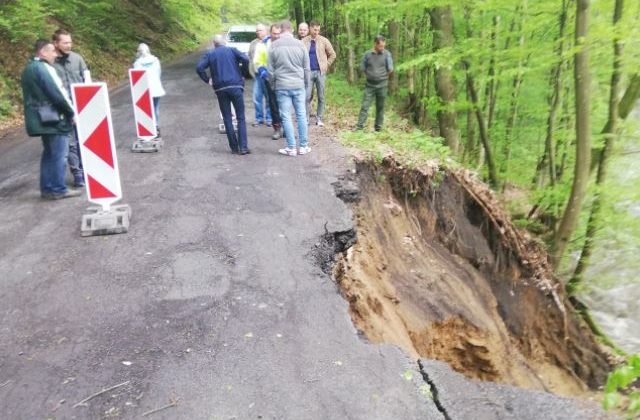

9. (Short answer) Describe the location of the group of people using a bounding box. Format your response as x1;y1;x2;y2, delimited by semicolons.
20;20;393;201
20;29;166;201
196;19;393;156
196;19;332;156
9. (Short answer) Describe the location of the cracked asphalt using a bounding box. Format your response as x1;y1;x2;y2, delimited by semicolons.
0;51;612;419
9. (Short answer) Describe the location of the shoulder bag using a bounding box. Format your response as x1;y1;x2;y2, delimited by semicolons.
37;103;62;124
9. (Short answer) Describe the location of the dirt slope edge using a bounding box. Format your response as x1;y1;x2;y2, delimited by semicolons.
334;157;611;396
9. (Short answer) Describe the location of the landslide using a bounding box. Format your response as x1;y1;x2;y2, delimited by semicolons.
334;157;612;396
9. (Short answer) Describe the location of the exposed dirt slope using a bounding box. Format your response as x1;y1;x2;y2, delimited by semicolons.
334;158;612;396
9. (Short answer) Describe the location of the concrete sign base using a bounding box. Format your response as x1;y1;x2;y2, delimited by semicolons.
132;137;163;153
81;204;132;237
218;122;237;134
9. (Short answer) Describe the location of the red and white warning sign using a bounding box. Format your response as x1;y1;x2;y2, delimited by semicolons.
71;82;123;211
129;69;157;139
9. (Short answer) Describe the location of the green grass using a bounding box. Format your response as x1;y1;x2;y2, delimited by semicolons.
326;77;451;167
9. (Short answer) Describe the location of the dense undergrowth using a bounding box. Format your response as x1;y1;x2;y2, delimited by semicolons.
0;0;225;126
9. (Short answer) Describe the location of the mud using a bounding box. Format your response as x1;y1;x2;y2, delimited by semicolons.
331;157;613;397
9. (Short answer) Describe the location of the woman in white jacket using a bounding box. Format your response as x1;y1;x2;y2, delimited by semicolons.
133;43;166;138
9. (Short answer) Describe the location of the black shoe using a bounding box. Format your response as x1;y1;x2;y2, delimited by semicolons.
238;149;251;155
41;189;82;200
231;150;239;154
374;126;382;132
73;177;85;188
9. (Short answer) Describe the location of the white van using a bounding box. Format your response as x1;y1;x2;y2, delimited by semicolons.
225;25;256;54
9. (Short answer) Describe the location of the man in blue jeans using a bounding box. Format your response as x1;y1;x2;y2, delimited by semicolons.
196;35;251;155
52;29;90;188
21;39;80;200
250;24;271;126
301;20;336;127
267;20;310;156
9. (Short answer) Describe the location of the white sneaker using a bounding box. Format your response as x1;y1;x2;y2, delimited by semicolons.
278;147;297;156
316;119;324;127
298;146;311;155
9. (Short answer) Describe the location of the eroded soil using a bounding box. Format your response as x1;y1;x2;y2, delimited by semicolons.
332;158;613;397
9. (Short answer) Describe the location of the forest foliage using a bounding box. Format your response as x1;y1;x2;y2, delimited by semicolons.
0;0;279;121
290;0;640;283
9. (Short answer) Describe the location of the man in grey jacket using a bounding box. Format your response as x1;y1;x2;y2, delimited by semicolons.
52;29;90;187
268;20;311;156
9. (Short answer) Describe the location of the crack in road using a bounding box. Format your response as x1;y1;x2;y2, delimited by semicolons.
418;359;452;420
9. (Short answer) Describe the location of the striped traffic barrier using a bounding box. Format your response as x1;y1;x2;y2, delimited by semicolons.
129;69;162;152
71;82;131;236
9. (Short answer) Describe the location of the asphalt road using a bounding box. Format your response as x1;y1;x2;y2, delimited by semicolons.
0;52;612;420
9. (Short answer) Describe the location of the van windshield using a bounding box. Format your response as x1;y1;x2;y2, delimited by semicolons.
227;32;255;43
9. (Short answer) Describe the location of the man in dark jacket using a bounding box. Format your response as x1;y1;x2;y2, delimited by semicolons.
52;29;89;187
21;39;80;200
196;35;250;155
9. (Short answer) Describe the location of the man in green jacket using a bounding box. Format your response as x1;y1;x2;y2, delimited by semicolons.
355;35;394;132
21;39;80;200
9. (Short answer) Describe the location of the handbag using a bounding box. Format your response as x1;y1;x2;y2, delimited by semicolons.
37;103;62;124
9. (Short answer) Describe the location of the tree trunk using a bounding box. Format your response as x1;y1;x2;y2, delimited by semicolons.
465;63;499;188
463;103;476;165
568;0;624;294
322;0;328;26
418;67;431;129
552;0;592;265
590;72;640;172
545;0;570;187
388;19;400;95
344;9;356;83
484;15;499;130
332;1;340;49
501;6;529;188
293;0;304;27
615;73;640;121
304;0;313;23
557;78;574;183
404;15;417;119
492;7;521;133
429;6;460;154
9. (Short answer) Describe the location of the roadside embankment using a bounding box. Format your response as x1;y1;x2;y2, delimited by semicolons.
331;157;614;397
